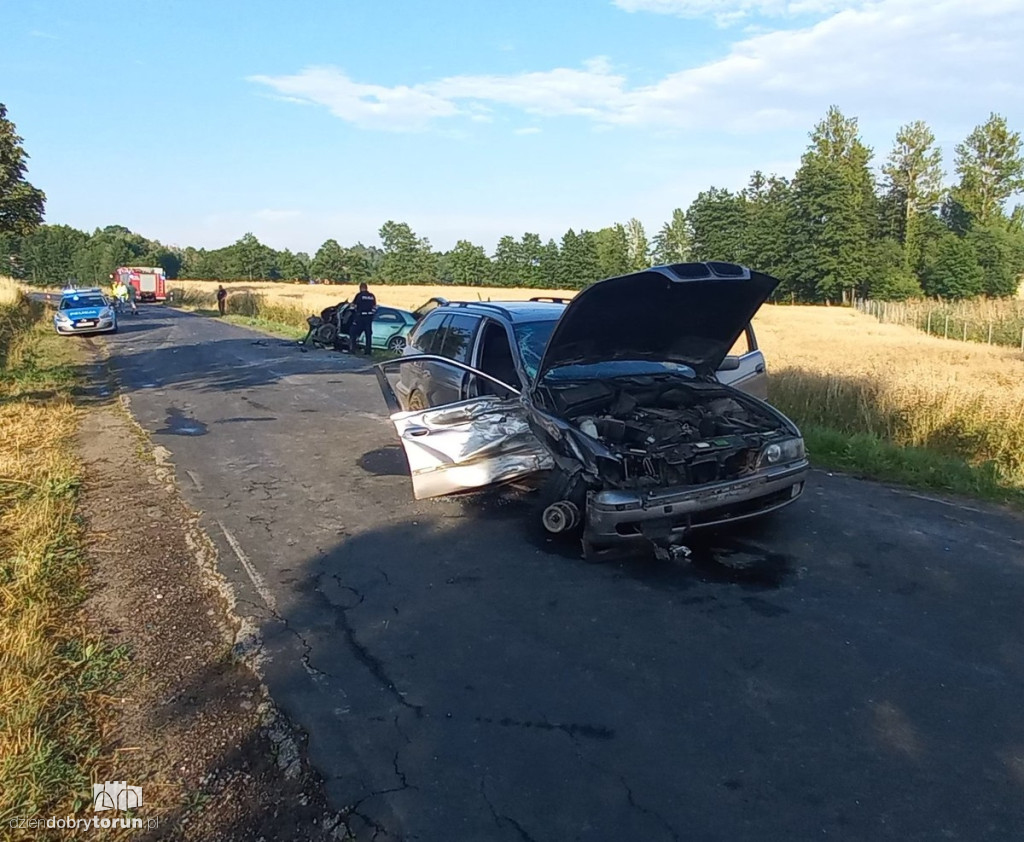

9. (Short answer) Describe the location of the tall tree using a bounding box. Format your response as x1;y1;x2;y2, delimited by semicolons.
231;232;271;280
0;103;45;235
557;229;601;289
342;247;370;285
687;188;746;262
594;224;630;279
949;113;1024;227
275;248;309;281
881;121;944;268
21;225;87;285
624;218;649;271
739;172;792;280
0;232;24;278
787;106;878;301
379;220;435;284
447;239;492;285
350;242;382;278
922;232;984;299
864;238;922;300
519;233;544;288
537;238;561;289
651;208;690;264
492;235;521;287
311;239;348;283
966;224;1021;297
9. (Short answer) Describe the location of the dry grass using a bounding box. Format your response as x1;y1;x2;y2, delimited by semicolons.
172;281;1024;500
756;305;1024;495
0;282;121;827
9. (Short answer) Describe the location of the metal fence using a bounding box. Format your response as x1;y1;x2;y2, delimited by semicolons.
855;298;1024;351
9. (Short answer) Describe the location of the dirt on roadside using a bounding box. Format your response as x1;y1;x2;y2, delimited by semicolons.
77;361;348;840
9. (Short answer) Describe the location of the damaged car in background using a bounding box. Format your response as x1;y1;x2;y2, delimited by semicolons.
374;262;809;561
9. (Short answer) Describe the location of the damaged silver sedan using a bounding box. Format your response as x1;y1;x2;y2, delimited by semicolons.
374;262;809;560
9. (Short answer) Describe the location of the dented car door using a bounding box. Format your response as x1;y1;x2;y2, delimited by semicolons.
375;356;552;499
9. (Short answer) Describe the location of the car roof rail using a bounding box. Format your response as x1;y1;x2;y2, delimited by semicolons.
445;301;514;318
528;296;570;304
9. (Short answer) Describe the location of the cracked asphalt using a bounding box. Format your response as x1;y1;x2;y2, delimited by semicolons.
99;305;1024;841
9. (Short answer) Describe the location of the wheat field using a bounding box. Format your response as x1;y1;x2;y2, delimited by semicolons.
755;305;1024;479
171;279;579;313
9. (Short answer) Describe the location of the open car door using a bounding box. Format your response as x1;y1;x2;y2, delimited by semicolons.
716;324;768;399
375;356;552;499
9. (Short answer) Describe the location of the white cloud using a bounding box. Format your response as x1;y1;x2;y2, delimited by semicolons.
249;0;1023;134
247;67;457;131
514;127;543;135
613;0;860;24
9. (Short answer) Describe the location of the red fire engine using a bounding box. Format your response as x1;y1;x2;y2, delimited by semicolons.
114;267;167;302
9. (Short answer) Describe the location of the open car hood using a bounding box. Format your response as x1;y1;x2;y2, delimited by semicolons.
535;263;780;381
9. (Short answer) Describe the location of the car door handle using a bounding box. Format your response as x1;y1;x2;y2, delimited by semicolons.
755;364;765;373
404;426;430;438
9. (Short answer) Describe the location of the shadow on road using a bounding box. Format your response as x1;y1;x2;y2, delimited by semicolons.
154;478;1024;841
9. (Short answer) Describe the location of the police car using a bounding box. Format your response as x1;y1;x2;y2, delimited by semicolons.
53;289;118;335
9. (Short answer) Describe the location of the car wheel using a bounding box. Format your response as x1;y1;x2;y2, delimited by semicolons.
315;323;338;346
387;334;407;352
407;390;427;411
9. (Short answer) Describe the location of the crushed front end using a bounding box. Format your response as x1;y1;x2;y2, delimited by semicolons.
527;372;808;557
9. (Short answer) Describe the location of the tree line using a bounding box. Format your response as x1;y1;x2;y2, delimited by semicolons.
2;102;1022;301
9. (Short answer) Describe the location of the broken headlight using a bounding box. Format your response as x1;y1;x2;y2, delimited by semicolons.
759;437;805;467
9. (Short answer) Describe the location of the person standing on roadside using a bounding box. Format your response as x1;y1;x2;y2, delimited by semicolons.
216;285;227;316
125;279;138;315
348;282;377;355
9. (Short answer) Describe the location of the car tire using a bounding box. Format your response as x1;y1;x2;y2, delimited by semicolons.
407;390;427;411
387;335;407;352
314;323;337;346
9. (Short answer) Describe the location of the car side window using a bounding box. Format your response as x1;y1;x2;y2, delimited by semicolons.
410;312;449;353
476;318;520;393
375;308;401;323
728;324;755;356
439;314;480;363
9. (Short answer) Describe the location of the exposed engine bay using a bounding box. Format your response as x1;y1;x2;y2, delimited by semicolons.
540;375;791;490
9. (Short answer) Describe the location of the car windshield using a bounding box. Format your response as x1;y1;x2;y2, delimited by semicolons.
513;319;559;382
60;296;106;310
543;360;698;381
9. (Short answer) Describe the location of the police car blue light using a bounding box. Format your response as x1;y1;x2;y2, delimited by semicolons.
53;291;118;335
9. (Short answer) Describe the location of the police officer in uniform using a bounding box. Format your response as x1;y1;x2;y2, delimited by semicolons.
348;283;377;355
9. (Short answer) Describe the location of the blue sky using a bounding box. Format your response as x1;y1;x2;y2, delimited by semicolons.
3;0;1022;254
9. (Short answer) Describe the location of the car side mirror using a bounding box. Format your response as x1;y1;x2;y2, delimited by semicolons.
718;356;741;371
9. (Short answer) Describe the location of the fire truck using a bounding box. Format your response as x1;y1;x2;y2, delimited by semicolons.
113;266;167;302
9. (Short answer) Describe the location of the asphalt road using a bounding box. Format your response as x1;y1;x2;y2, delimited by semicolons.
79;304;1024;841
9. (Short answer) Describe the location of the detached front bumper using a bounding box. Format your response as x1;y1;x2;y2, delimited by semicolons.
584;460;809;546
